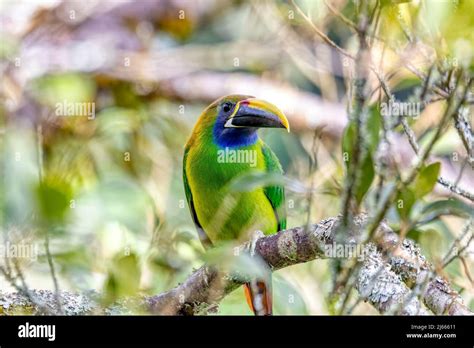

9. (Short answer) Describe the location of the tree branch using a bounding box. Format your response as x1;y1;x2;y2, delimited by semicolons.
2;214;471;315
453;107;474;169
376;223;473;315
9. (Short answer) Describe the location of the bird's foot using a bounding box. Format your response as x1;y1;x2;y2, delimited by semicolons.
249;230;265;258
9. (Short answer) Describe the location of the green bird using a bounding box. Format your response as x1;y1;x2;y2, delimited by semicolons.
183;94;289;315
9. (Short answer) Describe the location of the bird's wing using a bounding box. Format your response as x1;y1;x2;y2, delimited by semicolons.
183;148;213;249
261;142;286;231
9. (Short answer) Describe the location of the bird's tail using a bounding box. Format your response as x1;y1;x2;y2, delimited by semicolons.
244;274;272;315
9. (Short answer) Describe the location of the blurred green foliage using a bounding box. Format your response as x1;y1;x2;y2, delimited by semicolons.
1;0;473;314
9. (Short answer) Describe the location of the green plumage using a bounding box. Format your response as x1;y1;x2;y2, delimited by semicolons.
183;96;286;246
183;139;285;245
183;95;289;315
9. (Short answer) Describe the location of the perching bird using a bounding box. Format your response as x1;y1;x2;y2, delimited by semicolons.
183;95;289;315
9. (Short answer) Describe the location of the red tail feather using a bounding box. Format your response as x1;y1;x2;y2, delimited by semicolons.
244;278;272;315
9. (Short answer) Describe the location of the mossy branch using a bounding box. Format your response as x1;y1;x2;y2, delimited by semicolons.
1;214;471;316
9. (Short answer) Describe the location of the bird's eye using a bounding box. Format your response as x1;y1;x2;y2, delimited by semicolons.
222;102;232;113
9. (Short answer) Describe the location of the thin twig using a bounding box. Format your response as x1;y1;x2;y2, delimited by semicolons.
291;0;356;60
442;219;473;268
453;104;474;169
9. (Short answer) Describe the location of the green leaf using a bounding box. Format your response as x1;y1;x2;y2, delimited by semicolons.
35;181;71;222
355;152;375;204
341;115;376;203
406;229;423;242
366;106;381;153
342;121;356;168
421;199;474;218
413;162;441;197
396;188;416;220
419;228;445;259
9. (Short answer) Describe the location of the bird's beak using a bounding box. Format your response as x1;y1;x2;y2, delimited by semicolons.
224;98;290;132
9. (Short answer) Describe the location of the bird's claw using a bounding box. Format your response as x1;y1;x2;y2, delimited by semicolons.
249;230;265;258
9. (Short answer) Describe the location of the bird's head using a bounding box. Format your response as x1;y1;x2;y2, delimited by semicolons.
197;95;290;148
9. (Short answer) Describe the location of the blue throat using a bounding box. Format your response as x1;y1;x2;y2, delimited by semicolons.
213;116;258;148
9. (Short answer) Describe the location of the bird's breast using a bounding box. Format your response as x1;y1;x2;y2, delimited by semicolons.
186;143;277;243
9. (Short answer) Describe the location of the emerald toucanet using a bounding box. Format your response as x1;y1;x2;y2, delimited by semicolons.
183;95;289;315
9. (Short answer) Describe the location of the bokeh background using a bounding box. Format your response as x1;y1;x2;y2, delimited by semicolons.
1;0;473;314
